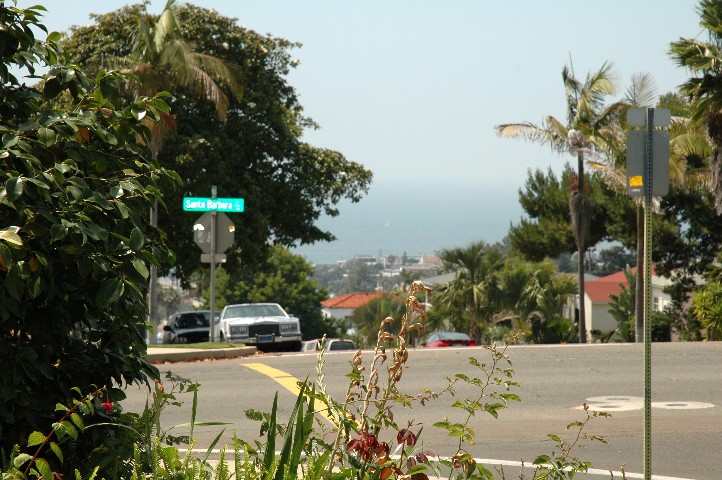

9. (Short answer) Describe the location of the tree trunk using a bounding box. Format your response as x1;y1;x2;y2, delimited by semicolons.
572;152;588;344
635;205;644;342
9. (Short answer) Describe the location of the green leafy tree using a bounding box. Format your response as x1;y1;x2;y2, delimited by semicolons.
0;2;179;461
62;1;243;330
496;62;624;343
209;245;340;341
498;257;578;344
595;245;636;277
509;167;624;261
340;258;380;294
608;266;636;342
692;280;722;340
670;0;722;213
60;4;373;287
432;242;505;337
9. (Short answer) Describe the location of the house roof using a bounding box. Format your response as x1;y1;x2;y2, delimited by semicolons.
584;267;657;303
419;255;442;265
585;281;626;303
321;292;385;309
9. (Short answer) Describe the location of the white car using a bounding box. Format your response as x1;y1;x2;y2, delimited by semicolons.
217;303;302;351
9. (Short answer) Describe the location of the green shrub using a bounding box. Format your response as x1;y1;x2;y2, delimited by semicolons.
0;2;179;458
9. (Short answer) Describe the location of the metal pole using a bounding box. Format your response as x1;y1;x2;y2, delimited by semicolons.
643;108;654;480
148;202;159;344
209;186;217;342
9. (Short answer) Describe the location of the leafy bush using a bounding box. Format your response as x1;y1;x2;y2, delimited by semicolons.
0;2;179;456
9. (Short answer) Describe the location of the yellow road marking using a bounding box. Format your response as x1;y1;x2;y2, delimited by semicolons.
243;363;336;425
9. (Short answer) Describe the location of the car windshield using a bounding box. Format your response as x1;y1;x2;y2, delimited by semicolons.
224;304;284;318
176;313;210;329
326;340;355;351
428;332;471;343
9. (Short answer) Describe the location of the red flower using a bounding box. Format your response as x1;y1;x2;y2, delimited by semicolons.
102;399;112;414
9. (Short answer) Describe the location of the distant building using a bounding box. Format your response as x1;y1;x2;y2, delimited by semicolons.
321;291;388;332
578;268;672;340
402;255;443;274
321;291;386;319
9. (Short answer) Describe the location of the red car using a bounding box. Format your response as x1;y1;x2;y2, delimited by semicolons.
422;332;476;348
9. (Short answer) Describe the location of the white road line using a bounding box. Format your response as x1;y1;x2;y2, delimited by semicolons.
576;395;715;412
185;449;697;479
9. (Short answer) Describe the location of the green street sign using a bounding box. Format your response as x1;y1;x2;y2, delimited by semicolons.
183;197;245;212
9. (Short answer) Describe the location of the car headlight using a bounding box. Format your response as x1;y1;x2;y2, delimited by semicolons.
279;323;296;333
230;325;248;335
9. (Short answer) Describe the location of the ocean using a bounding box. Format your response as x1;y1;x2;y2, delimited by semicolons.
291;178;524;265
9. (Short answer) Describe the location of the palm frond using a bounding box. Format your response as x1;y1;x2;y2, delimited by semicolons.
587;159;626;193
155;0;181;52
494;120;569;153
624;72;658;108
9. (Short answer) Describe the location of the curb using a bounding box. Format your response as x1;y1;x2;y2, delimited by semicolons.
147;346;257;363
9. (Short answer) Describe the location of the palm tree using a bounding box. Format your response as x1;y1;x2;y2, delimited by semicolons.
692;279;722;340
495;62;623;343
114;0;243;338
669;0;722;213
431;241;505;338
350;295;406;347
498;257;577;343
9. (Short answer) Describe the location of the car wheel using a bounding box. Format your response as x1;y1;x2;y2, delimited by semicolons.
219;331;225;342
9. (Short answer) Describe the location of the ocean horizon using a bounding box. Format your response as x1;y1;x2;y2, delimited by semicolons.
291;178;524;265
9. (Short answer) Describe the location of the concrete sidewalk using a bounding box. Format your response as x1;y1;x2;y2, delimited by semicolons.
146;346;256;363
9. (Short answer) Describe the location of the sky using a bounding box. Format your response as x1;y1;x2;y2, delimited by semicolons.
14;1;704;264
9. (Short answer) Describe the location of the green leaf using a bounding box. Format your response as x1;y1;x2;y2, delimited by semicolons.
0;226;23;246
27;431;45;447
13;453;32;468
44;77;62;100
61;420;78;440
36;457;53;478
129;227;144;251
28;275;42;299
49;442;63;463
70;412;85;430
37;127;56;147
6;176;24;201
110;185;123;198
96;279;124;306
50;224;67;242
131;107;147;121
2;133;19;148
131;258;149;279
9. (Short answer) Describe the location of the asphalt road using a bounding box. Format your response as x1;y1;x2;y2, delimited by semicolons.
124;342;722;479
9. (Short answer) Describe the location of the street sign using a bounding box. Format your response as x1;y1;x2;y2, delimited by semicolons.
183;197;245;212
626;130;669;197
193;211;235;253
201;253;227;263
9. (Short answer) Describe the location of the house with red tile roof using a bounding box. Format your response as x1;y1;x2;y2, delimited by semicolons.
581;267;673;339
321;292;386;320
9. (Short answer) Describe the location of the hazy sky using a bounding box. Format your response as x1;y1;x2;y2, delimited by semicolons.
14;1;704;262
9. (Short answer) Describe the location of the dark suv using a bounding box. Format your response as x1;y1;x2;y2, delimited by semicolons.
162;310;218;344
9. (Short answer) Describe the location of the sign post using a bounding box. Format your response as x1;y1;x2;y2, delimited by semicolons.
187;187;243;341
626;108;670;480
210;186;217;344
